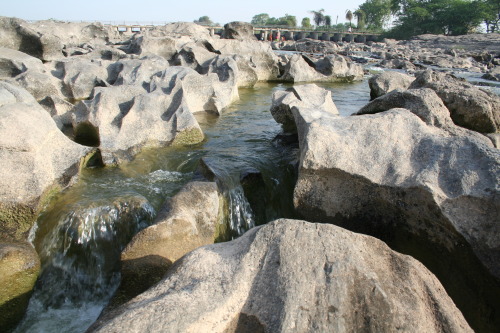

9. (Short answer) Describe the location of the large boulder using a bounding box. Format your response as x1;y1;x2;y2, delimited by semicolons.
222;21;257;41
271;84;339;131
50;58;109;100
409;69;500;133
0;241;40;332
10;70;64;102
280;53;363;83
290;103;500;331
72;81;204;165
107;55;170;86
143;22;211;39
113;181;224;307
0;47;45;79
368;71;414;100
357;88;494;145
211;39;280;82
90;219;472;333
0;82;96;241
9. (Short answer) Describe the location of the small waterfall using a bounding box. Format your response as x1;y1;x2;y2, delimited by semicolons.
16;195;155;333
226;186;255;236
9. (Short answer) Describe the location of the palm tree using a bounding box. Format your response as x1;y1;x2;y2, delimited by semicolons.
345;10;353;29
310;9;325;27
354;9;365;29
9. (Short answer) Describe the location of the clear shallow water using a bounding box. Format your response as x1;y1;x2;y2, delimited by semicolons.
16;80;370;333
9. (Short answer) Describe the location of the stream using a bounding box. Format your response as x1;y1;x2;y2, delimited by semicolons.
15;80;371;333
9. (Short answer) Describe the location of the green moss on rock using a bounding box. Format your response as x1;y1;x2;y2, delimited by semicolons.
172;128;204;146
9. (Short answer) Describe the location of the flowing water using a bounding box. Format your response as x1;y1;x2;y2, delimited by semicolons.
15;80;370;333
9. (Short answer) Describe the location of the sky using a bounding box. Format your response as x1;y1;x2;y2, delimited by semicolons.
2;0;365;26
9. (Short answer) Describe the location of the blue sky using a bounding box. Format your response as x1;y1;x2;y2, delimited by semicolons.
2;0;365;25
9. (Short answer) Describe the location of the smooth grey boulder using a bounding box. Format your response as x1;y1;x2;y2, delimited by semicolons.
0;48;45;79
357;88;494;145
280;53;363;83
123;35;188;60
72;83;204;165
0;241;40;332
409;69;500;133
143;22;211;39
290;105;500;331
271;84;338;131
113;181;224;307
90;219;472;333
280;38;339;54
368;71;414;99
0;82;96;241
222;21;257;41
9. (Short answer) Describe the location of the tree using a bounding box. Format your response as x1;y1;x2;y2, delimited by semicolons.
251;13;270;26
358;0;392;30
310;9;326;26
387;0;485;39
302;17;312;28
278;14;297;27
479;0;500;32
325;15;332;27
194;16;212;25
345;10;354;28
354;9;366;29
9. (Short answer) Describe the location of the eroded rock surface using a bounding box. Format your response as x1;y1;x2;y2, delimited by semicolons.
90;219;472;333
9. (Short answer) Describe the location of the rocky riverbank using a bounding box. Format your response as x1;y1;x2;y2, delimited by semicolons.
0;17;498;332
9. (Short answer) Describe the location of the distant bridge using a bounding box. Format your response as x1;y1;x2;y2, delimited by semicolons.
108;24;380;43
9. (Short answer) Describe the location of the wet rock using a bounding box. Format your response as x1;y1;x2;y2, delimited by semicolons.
90;219;472;333
240;168;267;225
368;71;414;99
0;82;96;241
114;181;223;307
0;47;45;79
290;104;500;331
222;21;257;41
72;82;204;165
0;241;40;332
280;53;363;83
410;69;500;133
271;84;338;131
32;194;155;309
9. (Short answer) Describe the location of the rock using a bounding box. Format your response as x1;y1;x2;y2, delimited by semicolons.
271;84;338;131
107;55;170;86
280;53;363;83
10;70;64;102
368;71;415;99
0;241;40;332
222;21;257;41
357;88;494;145
0;82;97;241
410;69;500;133
89;219;472;333
151;64;238;114
0;17;50;60
34;194;155;308
39;95;74;129
114;181;223;307
482;66;500;82
0;48;44;79
170;41;219;73
144;22;211;39
290;104;500;331
122;35;180;60
51;58;109;100
379;58;416;72
486;133;500;148
211;39;280;82
280;38;339;54
72;82;204;165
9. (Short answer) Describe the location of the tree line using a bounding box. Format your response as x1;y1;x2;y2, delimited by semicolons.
194;0;498;39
